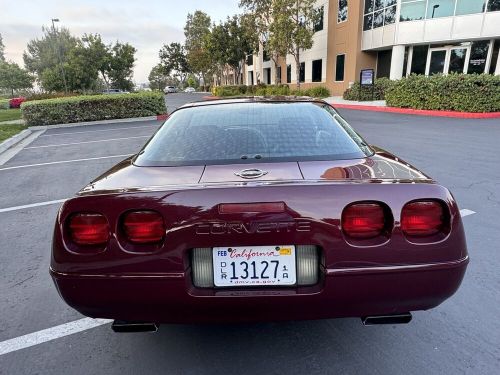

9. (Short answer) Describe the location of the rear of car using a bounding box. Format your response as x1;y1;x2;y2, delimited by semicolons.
50;100;468;325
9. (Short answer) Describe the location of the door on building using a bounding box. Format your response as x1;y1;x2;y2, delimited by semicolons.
426;46;470;75
264;68;272;84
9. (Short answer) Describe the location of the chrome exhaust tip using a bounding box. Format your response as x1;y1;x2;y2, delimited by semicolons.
361;313;412;326
111;320;159;333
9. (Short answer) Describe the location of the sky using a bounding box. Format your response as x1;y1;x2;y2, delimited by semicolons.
0;0;241;83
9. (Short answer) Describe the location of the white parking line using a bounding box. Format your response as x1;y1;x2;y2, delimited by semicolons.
0;154;132;171
460;209;476;218
0;199;67;213
40;125;158;137
0;318;112;356
25;135;150;150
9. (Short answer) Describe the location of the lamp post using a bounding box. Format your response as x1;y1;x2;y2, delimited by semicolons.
51;18;68;92
432;4;440;18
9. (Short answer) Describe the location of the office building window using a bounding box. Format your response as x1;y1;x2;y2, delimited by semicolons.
277;66;282;83
400;0;426;21
376;50;392;78
403;47;409;77
246;53;253;66
426;0;455;18
299;62;305;82
488;0;500;11
456;0;486;15
286;64;291;83
335;54;345;81
363;0;396;30
338;0;348;23
312;59;322;82
468;40;490;74
489;40;500;74
410;45;429;75
314;6;324;32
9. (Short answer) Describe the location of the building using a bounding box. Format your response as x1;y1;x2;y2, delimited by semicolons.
244;0;500;96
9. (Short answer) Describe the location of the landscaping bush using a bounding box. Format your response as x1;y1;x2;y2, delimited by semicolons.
213;84;329;98
9;97;26;108
0;99;9;110
22;92;167;126
385;74;500;113
25;92;79;102
343;77;394;101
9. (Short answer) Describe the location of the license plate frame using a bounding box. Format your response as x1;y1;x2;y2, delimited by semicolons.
212;245;296;287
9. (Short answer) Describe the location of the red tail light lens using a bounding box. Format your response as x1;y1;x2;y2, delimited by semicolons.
69;213;109;245
342;203;386;239
401;200;444;236
123;211;165;244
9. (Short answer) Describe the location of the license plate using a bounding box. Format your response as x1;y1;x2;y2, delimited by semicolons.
213;245;296;287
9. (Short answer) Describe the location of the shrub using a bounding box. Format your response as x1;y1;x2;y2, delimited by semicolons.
22;92;167;126
9;97;26;108
0;99;9;110
304;86;330;98
343;77;394;101
214;84;329;98
385;74;500;113
25;92;79;102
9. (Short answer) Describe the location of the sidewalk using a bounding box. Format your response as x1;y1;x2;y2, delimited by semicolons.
325;96;387;107
0;119;24;125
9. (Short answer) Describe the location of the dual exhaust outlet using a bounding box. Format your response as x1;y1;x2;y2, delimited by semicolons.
111;313;412;332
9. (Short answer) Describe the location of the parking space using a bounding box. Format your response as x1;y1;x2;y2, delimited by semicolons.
0;96;498;374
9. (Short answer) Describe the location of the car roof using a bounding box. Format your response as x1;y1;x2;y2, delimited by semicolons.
178;96;328;110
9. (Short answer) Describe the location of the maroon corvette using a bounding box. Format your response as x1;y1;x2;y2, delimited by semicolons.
50;98;468;331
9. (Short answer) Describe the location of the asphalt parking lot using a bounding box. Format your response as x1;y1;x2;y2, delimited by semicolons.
0;93;498;374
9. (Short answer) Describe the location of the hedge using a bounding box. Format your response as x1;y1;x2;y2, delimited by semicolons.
21;92;167;126
385;74;500;113
0;99;9;110
214;84;330;98
343;77;395;101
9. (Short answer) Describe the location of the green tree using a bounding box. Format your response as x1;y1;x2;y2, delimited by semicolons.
107;42;136;91
148;64;168;91
205;22;230;85
184;11;213;89
269;0;319;89
0;61;34;96
0;34;5;62
225;15;254;85
159;42;190;87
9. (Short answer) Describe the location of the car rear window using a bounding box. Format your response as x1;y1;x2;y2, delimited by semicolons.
134;102;372;166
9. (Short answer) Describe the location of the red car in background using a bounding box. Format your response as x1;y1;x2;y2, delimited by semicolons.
50;98;468;332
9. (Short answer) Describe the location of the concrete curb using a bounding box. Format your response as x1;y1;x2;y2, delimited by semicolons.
27;114;167;131
0;129;32;155
332;103;500;119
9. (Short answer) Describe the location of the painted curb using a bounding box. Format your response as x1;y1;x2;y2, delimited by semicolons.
0;129;32;155
27;114;168;131
332;103;500;119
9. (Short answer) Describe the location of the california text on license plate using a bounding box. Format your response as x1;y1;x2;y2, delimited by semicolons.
212;245;296;287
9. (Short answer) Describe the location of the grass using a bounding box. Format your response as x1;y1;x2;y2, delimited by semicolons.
0;108;22;122
0;124;26;143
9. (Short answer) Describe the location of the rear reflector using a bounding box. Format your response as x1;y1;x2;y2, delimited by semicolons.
342;203;385;239
219;202;285;214
123;211;165;244
401;201;444;236
192;245;319;288
69;213;109;245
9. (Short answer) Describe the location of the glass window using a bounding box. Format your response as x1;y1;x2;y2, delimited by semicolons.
312;59;322;82
373;10;384;28
489;40;500;74
468;40;490;74
374;0;384;10
134;103;370;167
455;0;486;15
403;47;409;76
300;62;305;82
427;0;455;19
449;48;467;73
335;54;345;81
410;45;429;74
314;6;324;32
364;0;374;13
364;13;374;30
277;66;282;82
286;65;291;83
429;50;447;74
384;5;396;24
385;0;397;6
376;50;392;78
338;0;348;23
400;1;426;21
488;0;500;12
246;53;253;66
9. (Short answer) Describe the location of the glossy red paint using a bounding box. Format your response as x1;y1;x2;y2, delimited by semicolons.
50;98;468;323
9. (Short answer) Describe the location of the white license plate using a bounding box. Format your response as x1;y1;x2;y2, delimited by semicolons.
213;245;296;287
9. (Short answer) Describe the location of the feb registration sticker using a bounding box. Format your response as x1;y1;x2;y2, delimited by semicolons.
212;245;296;287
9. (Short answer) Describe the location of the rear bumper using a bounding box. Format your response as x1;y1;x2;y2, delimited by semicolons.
50;256;468;323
